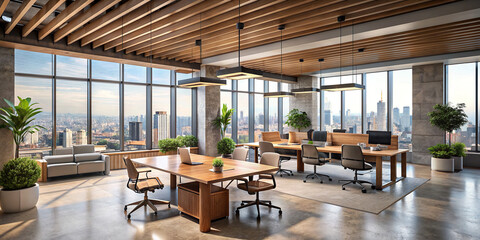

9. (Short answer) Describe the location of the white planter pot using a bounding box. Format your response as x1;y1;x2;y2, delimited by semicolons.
431;157;454;172
0;183;39;213
453;156;463;171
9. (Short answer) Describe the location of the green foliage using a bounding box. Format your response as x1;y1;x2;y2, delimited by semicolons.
452;142;466;157
0;97;45;158
158;138;182;153
428;103;468;145
96;140;120;150
428;144;455;159
285;109;311;132
0;157;41;190
212;104;234;138
212;158;224;167
176;135;198;147
217;137;236;155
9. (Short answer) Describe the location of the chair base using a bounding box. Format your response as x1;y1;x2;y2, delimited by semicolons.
124;192;170;219
276;168;293;177
338;170;375;193
303;165;332;183
235;192;282;219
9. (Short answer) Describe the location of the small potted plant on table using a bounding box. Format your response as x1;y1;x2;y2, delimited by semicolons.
212;158;224;173
428;144;455;172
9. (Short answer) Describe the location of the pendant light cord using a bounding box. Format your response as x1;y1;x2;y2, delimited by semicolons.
149;1;153;67
280;27;283;81
339;19;342;84
352;20;355;84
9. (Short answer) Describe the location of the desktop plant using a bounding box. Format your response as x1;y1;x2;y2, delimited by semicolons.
285;109;311;132
212;104;234;138
212;158;224;173
0;97;45;158
217;137;236;158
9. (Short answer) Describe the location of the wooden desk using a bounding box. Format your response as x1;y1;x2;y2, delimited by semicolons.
131;154;278;233
243;142;409;190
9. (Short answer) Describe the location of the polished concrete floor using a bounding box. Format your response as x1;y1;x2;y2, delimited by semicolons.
0;162;479;240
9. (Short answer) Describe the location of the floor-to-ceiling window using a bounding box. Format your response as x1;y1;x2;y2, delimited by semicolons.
321;76;342;131
392;69;412;149
447;63;478;151
152;69;171;148
220;88;232;138
365;72;388;131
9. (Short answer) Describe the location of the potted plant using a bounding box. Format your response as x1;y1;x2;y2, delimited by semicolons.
428;144;455;172
428;103;468;146
285;109;311;132
212;104;234;138
176;135;198;147
0;157;41;213
158;138;182;154
212;158;224;173
452;142;466;171
0;97;45;158
217;137;236;158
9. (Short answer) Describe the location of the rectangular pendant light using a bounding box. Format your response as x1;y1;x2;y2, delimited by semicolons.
320;83;365;91
216;66;263;80
291;87;321;94
264;91;294;98
178;77;226;88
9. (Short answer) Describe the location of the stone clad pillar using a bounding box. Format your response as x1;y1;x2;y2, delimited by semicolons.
0;47;15;168
412;63;445;165
289;76;319;130
196;65;221;157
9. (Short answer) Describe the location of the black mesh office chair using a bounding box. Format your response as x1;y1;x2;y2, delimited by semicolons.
338;145;375;193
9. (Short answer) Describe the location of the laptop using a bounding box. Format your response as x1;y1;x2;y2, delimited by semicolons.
178;148;203;165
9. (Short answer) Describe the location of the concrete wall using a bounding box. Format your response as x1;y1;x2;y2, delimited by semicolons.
0;47;15;168
196;65;221;157
289;76;319;130
412;63;445;165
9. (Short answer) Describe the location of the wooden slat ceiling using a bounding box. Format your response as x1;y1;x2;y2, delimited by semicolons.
1;0;474;74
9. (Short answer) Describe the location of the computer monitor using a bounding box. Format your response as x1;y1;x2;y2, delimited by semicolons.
367;131;392;145
312;131;328;141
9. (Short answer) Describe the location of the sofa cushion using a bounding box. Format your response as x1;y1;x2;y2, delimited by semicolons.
75;153;102;162
47;163;77;177
44;155;74;164
77;161;105;174
54;147;73;155
73;145;95;154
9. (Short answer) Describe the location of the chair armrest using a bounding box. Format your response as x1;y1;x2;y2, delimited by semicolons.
236;177;249;192
36;159;48;182
138;169;151;178
102;154;110;175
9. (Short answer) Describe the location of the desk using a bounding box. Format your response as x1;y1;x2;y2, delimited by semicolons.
242;142;409;190
131;154;278;233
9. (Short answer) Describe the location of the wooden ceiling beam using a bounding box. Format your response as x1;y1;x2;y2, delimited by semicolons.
0;0;10;18
107;0;229;51
80;0;173;46
5;0;36;34
39;0;95;40
68;0;150;44
54;0;122;42
22;0;66;37
92;0;199;49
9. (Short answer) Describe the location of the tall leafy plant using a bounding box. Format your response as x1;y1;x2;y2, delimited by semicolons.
212;104;234;138
285;109;311;132
0;97;44;158
428;103;468;146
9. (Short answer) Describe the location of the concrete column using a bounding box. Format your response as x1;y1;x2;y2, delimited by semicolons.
289;76;319;130
412;63;445;165
0;47;15;168
196;65;221;157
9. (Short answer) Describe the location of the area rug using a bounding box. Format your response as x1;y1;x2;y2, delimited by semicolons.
273;160;429;214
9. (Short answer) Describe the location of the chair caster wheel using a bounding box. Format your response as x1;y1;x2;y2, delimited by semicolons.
257;216;261;220
168;203;171;208
154;212;157;215
124;206;127;211
362;189;367;193
127;214;131;219
235;210;239;215
279;210;282;215
320;181;323;184
342;187;345;190
241;203;244;206
291;174;294;176
371;185;376;189
329;178;332;181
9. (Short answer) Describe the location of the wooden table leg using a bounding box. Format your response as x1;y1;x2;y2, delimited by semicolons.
170;174;177;190
254;147;258;163
390;155;397;181
375;156;383;190
297;150;304;173
401;152;407;177
199;183;211;233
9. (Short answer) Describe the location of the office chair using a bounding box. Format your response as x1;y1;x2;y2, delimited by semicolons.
301;144;332;183
338;145;375;193
232;147;249;161
307;129;315;141
123;157;170;219
236;152;282;220
259;141;293;176
333;129;347;133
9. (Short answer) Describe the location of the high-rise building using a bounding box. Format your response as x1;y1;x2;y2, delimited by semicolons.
393;107;400;125
76;130;87;145
153;111;169;146
401;106;411;131
377;93;386;130
24;131;39;145
61;129;73;148
129;122;143;141
325;110;331;126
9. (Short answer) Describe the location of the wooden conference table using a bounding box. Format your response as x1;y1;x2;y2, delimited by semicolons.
131;154;278;233
243;142;409;190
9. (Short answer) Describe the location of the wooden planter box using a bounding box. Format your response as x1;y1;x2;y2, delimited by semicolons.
178;181;229;220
